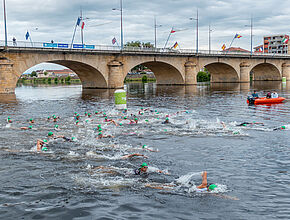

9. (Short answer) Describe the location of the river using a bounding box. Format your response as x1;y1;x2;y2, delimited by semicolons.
0;82;289;219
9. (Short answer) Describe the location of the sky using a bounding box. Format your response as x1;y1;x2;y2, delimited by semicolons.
1;0;290;72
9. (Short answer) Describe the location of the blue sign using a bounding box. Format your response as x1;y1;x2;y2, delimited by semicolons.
58;43;69;48
73;44;84;49
43;43;57;48
85;45;95;49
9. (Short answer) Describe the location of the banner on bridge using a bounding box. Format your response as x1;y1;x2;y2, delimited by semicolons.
57;43;69;48
43;43;57;48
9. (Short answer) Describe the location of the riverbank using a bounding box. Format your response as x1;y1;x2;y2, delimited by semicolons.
17;77;81;85
124;74;156;83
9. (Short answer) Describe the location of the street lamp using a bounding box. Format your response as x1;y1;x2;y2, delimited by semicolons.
189;9;199;53
112;0;124;50
208;23;213;54
245;15;253;55
154;16;162;48
3;0;8;48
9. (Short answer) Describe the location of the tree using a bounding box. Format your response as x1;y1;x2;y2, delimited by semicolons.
54;78;58;84
31;71;37;77
65;76;71;82
197;68;211;82
44;71;48;76
47;77;52;84
125;41;154;48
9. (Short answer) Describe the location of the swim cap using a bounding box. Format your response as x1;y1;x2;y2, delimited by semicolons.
88;113;91;116
85;112;87;114
95;111;98;114
119;123;122;126
28;126;32;129
125;108;127;111
166;117;169;120
97;124;101;128
43;139;47;143
47;116;50;119
141;107;143;110
281;126;286;129
186;111;189;113
48;132;53;136
98;128;102;131
42;147;48;151
74;112;77;114
71;137;76;140
134;118;138;121
55;125;58;128
124;116;127;119
8;116;10;119
98;132;102;135
30;118;33;121
53;116;56;119
77;114;79;116
145;119;149;122
76;120;79;124
141;162;148;168
103;113;106;116
105;117;107;119
142;145;147;149
155;110;157;112
141;113;144;115
208;184;217;191
85;119;89;122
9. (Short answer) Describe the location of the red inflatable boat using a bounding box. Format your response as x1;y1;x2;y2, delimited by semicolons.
247;97;286;105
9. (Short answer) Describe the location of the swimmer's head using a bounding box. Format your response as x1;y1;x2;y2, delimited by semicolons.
141;107;143;110
88;113;91;116
71;137;76;141
165;117;169;121
53;116;56;119
8;116;10;119
55;125;59;128
74;112;77;115
43;139;47;143
98;132;102;136
48;132;53;136
281;126;286;129
134;118;138;121
42;147;48;151
29;118;33;121
145;119;149;122
98;128;102;131
47;116;50;119
142;145;147;149
208;184;217;191
124;116;127;119
95;111;98;114
119;123;122;126
140;162;148;171
76;120;79;124
85;112;87;114
97;124;101;128
28;125;32;129
141;162;148;168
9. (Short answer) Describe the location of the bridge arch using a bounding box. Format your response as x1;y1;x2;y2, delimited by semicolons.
250;63;281;81
203;62;239;83
14;59;108;90
125;61;184;85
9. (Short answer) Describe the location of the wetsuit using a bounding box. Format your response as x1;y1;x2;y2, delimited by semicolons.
237;122;252;126
134;168;142;175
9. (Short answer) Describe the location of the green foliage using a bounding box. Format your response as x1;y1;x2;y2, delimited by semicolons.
125;41;154;48
44;71;48;76
197;69;211;82
31;71;37;77
54;78;58;84
142;75;148;83
47;77;52;84
65;76;71;82
61;78;64;84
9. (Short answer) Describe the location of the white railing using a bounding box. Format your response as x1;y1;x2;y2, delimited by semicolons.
1;40;290;57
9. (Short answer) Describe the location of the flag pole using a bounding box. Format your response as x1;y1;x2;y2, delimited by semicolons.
226;35;236;54
28;31;33;47
80;8;84;46
163;28;173;50
70;19;78;49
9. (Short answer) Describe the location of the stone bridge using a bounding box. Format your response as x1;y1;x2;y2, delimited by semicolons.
0;47;290;93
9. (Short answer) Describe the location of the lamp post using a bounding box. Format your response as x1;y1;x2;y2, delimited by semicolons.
154;16;162;48
3;0;8;48
113;0;124;50
208;23;213;54
245;15;253;55
189;9;199;53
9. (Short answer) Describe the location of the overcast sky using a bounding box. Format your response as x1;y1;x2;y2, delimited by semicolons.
1;0;290;71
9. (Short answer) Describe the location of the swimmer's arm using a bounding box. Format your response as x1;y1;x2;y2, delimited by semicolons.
122;153;148;159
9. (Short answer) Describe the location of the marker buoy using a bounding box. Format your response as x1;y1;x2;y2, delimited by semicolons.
114;89;127;110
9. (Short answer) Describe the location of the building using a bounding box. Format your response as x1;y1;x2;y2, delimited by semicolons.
223;47;250;53
254;45;263;53
263;34;289;54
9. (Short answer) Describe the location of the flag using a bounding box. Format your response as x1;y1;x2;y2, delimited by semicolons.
222;44;226;51
112;37;117;45
234;34;242;39
76;17;81;26
258;46;263;52
170;29;176;33
282;36;289;44
25;31;30;40
173;42;178;49
81;21;85;29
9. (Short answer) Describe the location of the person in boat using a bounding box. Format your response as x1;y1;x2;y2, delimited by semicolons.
266;91;271;99
271;91;278;98
197;171;217;192
252;90;259;99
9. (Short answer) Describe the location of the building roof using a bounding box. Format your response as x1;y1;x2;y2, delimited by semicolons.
45;69;75;75
223;47;250;53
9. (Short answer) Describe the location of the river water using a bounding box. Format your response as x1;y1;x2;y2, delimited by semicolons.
0;82;289;219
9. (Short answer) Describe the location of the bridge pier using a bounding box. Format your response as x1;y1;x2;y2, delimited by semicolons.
108;60;124;89
282;63;290;81
0;59;17;94
184;61;197;85
239;62;251;82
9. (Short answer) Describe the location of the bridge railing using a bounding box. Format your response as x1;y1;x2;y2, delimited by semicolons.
1;40;290;57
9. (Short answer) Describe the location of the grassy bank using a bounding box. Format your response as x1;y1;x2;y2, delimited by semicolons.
124;74;156;83
17;78;81;85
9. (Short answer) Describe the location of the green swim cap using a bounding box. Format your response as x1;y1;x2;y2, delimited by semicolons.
119;123;122;126
53;116;56;119
76;114;79;116
71;137;76;140
281;126;286;129
98;124;101;128
98;128;102;131
142;145;147;149
125;108;127;111
29;118;33;121
124;116;127;119
95;111;98;114
105;117;107;119
85;112;87;114
134;118;138;121
141;107;143;110
155;110;157;112
48;132;53;136
208;184;217;191
47;116;50;119
85;119;89;122
43;139;47;143
42;147;48;151
8;116;10;119
74;112;77;114
103;113;106;116
88;113;91;116
145;119;149;122
28;126;32;129
98;132;102;135
76;120;79;124
141;162;148;168
55;125;58;128
166;117;169;120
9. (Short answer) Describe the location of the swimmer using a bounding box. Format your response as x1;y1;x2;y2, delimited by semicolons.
53;116;58;122
129;118;138;124
7;117;12;123
88;113;92;118
273;125;286;131
141;145;159;152
47;132;64;139
37;139;48;151
75;114;80;120
47;116;50;121
20;125;32;130
197;171;217;192
54;125;60;131
75;120;79;125
237;121;264;126
121;153;148;159
96;132;114;139
134;163;166;175
29;118;35;124
221;121;226;129
107;119;118;126
162;117;170;124
95;111;102;115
